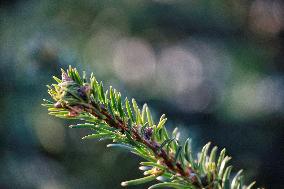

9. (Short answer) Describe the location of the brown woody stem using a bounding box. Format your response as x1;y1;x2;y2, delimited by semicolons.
76;101;201;187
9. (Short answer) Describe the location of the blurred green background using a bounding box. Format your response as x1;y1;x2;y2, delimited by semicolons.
1;0;283;188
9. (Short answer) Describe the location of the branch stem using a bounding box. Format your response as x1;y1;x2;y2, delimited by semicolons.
79;101;201;187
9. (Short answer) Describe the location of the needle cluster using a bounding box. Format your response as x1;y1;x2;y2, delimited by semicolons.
42;66;257;189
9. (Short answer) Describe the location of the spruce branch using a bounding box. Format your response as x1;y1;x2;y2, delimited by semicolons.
42;66;258;189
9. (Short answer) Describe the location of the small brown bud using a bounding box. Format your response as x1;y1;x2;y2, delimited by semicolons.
189;173;197;183
144;127;153;140
77;84;91;100
54;101;62;108
68;105;84;117
61;70;72;82
68;110;78;117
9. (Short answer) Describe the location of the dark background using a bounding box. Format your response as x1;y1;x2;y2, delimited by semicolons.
1;0;283;188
